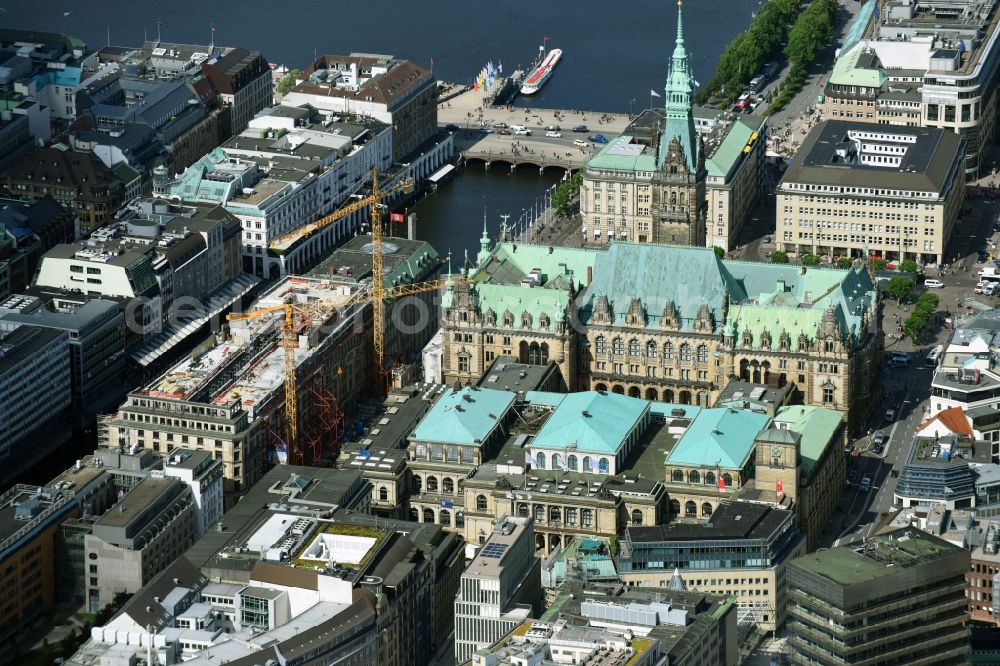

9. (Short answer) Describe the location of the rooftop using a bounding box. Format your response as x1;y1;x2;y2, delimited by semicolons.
308;234;441;288
627;501;795;543
410;385;515;446
530;391;650;455
780;120;963;193
94;476;182;530
790;527;966;585
772;405;845;477
289;54;431;107
465;516;531;579
666;408;770;469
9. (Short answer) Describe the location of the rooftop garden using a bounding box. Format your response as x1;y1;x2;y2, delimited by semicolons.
291;521;385;572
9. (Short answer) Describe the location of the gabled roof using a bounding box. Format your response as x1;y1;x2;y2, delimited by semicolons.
410;386;515;446
773;405;845;476
706;118;762;179
531;391;650;455
918;407;973;438
667;408;770;469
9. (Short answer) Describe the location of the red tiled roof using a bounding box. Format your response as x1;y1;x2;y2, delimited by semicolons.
919;406;973;437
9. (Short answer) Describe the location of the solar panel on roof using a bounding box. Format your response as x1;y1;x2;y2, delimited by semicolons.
480;543;510;559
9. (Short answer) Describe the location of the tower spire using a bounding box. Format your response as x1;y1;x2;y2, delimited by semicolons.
675;0;685;51
660;0;697;172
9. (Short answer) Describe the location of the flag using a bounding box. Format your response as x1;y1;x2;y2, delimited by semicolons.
211;23;215;33
650;89;661;98
359;448;372;459
544;35;551;41
776;479;784;496
474;79;479;91
390;213;404;223
873;2;880;19
440;499;454;509
430;57;434;70
694;79;701;87
718;475;727;492
498;62;503;75
63;10;72;16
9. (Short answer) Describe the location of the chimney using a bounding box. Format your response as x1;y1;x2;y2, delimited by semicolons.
587;266;593;285
407;213;416;241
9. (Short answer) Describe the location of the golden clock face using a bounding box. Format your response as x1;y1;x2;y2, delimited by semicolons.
770;445;783;458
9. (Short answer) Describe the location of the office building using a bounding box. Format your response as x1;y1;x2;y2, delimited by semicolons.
161;449;224;539
202;47;272;135
786;527;969;665
0;484;78;661
776;121;965;265
0;294;125;413
0;107;30;173
170;104;393;278
83;476;196;611
1;146;128;235
0;326;71;488
454;516;543;662
705;115;768;251
103;276;369;493
820;0;1000;178
443;241;881;432
618;501;804;631
894;433;987;509
0;196;77;301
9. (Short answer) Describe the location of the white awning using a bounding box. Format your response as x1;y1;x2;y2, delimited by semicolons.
428;163;455;183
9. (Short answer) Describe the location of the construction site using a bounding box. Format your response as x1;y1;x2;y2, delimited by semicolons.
101;276;372;496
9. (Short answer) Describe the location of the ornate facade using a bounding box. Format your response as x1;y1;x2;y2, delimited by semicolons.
442;242;882;433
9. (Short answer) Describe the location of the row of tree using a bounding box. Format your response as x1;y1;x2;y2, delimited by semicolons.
903;292;941;341
695;0;798;105
552;171;583;215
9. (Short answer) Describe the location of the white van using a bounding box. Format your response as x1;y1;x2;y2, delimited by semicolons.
510;124;526;132
926;344;943;366
924;279;944;288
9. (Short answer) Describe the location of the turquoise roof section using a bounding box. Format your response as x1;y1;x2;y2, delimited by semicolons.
411;386;515;446
667;407;770;469
35;66;82;90
829;43;886;90
586;136;658;173
531;391;650;455
706;118;762;179
773;405;844;476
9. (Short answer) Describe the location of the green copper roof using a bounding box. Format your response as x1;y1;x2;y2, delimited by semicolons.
524;391;566;408
706;118;762;179
774;405;844;477
531;391;650;455
586;137;658;173
667;407;770;469
829;44;886;90
411;386;515;446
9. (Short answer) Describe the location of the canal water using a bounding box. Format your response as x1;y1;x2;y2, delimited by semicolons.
6;0;758;256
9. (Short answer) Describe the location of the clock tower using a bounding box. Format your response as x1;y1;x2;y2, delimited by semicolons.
754;426;800;503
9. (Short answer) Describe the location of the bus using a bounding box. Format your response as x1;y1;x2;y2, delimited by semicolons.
926;344;943;367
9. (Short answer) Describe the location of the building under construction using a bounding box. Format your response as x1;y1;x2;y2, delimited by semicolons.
100;276;371;498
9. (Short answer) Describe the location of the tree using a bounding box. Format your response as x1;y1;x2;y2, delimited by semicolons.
713;246;725;259
887;276;913;304
871;259;888;271
837;257;853;269
899;259;919;275
802;254;821;266
771;250;789;264
276;69;301;96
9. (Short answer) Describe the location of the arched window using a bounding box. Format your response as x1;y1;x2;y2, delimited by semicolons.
631;509;643;525
689;470;700;484
539;343;549;364
680;343;692;362
663;342;674;360
670;192;677;205
536;452;546;469
476;494;488;512
599;458;610;473
568;455;578;471
521;312;532;328
697;344;708;363
646;341;658;358
378;487;388;502
426;476;439;493
628;338;640;356
581;509;594;527
549;507;561;522
442;478;454;494
423;508;435;523
528;342;542;365
612;337;624;355
503;311;514;327
583;456;592;472
669;499;680;516
534;505;545;522
440;509;451;526
705;472;716;486
679;192;686;205
456;512;465;528
517;503;529;517
723;473;734;489
702;503;713;518
595;335;607;354
565;508;577;525
685;501;697;516
672;469;684;482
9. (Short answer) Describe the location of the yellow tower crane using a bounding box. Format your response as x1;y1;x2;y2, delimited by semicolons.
268;167;415;386
226;277;464;464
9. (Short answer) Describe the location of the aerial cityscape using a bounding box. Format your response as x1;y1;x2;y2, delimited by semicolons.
1;0;1000;663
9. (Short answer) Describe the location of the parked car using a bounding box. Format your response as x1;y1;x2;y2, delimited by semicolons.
924;279;944;288
976;281;988;294
573;125;589;133
477;126;492;134
573;139;589;147
545;125;561;131
860;476;872;492
891;469;900;478
873;430;888;447
514;128;532;136
589;134;609;144
545;130;562;138
888;358;908;368
884;409;896;421
889;351;910;363
493;122;509;129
